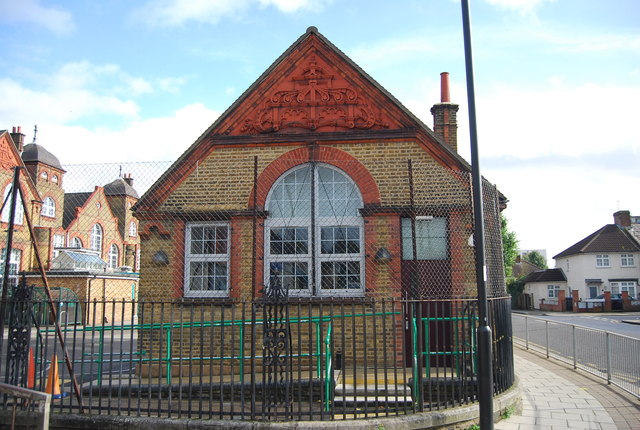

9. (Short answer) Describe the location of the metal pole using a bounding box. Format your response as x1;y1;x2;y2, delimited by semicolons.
460;1;493;427
0;167;21;359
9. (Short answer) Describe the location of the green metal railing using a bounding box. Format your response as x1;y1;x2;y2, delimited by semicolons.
40;310;400;388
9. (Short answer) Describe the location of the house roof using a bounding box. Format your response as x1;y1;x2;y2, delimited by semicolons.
135;27;474;213
0;130;42;202
522;268;567;283
553;224;640;259
104;177;139;198
21;143;65;171
63;192;92;229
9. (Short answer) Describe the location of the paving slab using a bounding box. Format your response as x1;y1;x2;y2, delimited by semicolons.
496;347;640;430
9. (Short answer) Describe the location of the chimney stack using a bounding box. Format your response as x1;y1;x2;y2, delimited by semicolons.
10;126;25;152
431;72;459;152
613;210;631;227
123;173;134;187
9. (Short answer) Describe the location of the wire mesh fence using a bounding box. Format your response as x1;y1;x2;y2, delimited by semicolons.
0;155;512;423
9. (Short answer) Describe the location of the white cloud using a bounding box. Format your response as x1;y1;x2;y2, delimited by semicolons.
484;0;556;16
0;61;189;124
40;103;220;165
0;0;75;35
133;0;328;27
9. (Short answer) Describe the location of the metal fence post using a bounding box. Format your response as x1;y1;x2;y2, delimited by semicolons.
572;325;576;369
545;320;549;358
525;316;529;350
606;332;611;385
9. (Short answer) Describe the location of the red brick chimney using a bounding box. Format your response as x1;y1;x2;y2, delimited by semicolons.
430;72;459;152
613;210;631;227
10;126;25;152
123;173;133;187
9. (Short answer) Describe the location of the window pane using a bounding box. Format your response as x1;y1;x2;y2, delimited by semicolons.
189;261;227;291
320;261;360;290
269;227;308;255
268;166;311;218
190;225;227;255
401;217;448;260
270;262;308;291
320;226;360;254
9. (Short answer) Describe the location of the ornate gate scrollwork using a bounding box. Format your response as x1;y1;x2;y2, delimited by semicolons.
5;275;34;388
261;272;292;418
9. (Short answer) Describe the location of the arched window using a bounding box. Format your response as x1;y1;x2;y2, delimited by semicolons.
52;175;58;184
72;237;83;248
129;221;137;237
41;197;55;217
108;244;119;269
40;171;48;181
90;224;103;252
265;164;364;297
1;184;23;225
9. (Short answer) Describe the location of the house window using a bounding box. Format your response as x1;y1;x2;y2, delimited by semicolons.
0;249;22;291
265;164;364;297
40;171;48;181
41;197;55;217
129;221;137;237
53;234;65;258
596;254;609;267
52;175;58;184
72;237;83;248
1;184;23;225
108;244;119;269
401;217;448;260
610;281;637;298
90;224;103;252
621;254;635;267
547;285;560;298
184;223;229;297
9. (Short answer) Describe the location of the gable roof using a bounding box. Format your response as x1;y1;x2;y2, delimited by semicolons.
553;224;640;259
522;268;567;283
63;192;92;229
135;27;472;213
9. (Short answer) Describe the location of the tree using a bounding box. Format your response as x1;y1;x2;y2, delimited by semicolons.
501;214;518;278
524;250;547;269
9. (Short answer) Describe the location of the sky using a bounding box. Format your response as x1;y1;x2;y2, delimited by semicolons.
0;0;638;266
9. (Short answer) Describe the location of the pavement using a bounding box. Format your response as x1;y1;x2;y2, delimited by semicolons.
496;347;640;430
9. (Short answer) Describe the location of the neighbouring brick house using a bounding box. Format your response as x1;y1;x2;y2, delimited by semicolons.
133;28;507;375
0;128;141;322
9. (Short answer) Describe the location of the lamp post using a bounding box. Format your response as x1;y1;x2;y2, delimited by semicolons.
461;0;494;428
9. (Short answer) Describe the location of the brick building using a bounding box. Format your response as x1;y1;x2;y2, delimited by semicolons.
131;28;508;377
0;127;140;317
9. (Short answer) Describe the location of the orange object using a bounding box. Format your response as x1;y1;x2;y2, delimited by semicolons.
44;354;63;398
27;348;35;389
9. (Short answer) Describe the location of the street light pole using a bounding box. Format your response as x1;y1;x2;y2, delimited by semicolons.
461;0;494;428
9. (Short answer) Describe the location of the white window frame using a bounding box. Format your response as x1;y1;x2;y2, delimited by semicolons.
72;237;83;248
108;244;119;269
1;184;23;225
90;224;103;253
129;221;137;237
596;254;610;267
547;284;560;298
53;234;65;258
610;281;637;298
621;254;635;267
401;217;448;260
0;249;21;291
184;222;230;298
264;164;364;298
41;196;55;218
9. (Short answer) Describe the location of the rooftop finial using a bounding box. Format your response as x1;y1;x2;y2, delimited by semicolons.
33;124;38;143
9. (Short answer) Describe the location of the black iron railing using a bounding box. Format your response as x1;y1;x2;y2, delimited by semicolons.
1;296;514;422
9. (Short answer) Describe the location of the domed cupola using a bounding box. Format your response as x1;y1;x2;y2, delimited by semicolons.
104;174;139;199
21;143;64;170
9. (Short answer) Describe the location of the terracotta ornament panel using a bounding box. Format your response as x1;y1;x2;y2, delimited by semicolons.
237;53;394;135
